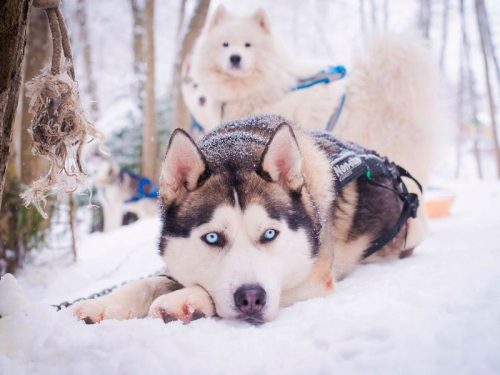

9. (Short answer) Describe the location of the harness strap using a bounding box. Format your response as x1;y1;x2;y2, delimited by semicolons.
325;94;346;132
331;149;422;260
361;165;421;259
191;117;205;134
291;65;347;91
189;66;347;135
121;169;160;203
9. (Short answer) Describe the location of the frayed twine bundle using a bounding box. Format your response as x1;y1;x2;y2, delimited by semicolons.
21;66;104;217
21;0;104;218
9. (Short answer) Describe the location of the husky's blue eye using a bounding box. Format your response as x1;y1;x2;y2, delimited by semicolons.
261;229;279;243
202;232;225;246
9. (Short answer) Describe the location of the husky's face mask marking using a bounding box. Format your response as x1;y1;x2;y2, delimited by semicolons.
198;5;273;78
159;123;318;323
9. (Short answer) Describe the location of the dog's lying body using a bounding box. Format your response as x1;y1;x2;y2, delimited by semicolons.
72;115;425;324
186;6;447;186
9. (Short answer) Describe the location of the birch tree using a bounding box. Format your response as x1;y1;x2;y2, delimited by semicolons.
418;0;432;40
131;0;146;108
170;0;211;131
76;0;99;119
475;0;500;177
142;0;157;180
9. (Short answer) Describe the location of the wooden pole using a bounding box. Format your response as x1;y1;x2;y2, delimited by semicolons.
475;0;500;178
0;0;32;209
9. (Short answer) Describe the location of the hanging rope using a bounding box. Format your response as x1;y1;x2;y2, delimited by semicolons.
21;0;104;218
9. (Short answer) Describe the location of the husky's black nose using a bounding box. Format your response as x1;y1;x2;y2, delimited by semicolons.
230;54;241;66
234;284;266;314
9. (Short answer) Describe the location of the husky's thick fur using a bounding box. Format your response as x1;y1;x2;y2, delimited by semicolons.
72;115;424;324
186;6;446;186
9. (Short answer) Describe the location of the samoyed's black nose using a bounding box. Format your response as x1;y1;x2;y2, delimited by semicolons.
230;54;241;66
234;284;266;314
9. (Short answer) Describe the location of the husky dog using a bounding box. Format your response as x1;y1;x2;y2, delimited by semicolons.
72;115;425;324
187;5;447;186
87;153;158;232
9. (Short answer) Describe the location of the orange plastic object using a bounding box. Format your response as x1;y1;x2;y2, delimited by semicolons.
424;196;454;218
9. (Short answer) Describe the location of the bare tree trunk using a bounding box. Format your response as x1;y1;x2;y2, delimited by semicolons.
439;0;449;68
177;0;187;37
76;0;99;119
456;0;482;179
369;0;377;29
383;0;389;30
69;194;77;261
131;0;146;108
0;0;31;208
359;0;366;33
478;0;500;90
475;0;500;178
20;6;49;185
142;0;157;180
171;0;211;132
418;0;432;40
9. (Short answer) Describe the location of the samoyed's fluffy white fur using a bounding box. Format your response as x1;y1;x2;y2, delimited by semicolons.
186;5;448;186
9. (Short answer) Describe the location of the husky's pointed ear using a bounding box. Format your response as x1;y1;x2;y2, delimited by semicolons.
207;4;227;30
160;129;209;201
258;123;303;191
253;8;271;34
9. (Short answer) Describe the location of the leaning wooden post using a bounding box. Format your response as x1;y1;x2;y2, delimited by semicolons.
0;0;32;209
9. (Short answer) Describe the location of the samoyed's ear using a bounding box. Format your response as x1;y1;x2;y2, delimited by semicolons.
207;4;227;30
253;8;271;34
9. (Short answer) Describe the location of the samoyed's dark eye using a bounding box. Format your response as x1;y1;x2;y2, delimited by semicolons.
245;42;252;48
222;42;229;47
202;232;226;247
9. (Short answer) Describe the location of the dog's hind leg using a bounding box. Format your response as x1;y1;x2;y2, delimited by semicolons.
148;286;215;324
71;277;181;323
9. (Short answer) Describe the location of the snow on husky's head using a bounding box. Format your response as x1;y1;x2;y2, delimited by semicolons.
192;6;292;101
158;116;320;323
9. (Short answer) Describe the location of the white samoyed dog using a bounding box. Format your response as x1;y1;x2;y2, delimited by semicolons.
187;5;448;186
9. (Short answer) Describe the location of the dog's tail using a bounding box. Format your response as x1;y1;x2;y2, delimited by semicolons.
336;33;449;187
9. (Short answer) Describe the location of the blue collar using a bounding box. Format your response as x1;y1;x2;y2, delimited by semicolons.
121;169;159;203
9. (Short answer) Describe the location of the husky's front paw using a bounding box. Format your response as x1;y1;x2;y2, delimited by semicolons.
71;298;134;324
148;286;214;324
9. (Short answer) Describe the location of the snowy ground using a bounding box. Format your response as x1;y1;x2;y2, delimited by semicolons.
1;181;500;375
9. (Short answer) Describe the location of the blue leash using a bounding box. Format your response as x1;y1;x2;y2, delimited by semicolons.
190;65;348;134
191;117;205;133
121;169;159;203
291;65;347;132
291;65;346;91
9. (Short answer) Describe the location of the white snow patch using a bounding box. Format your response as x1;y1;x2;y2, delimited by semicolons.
0;181;499;374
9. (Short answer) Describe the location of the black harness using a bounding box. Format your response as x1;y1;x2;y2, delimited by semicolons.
330;141;422;259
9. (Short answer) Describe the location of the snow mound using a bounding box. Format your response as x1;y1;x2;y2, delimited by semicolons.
1;181;499;374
